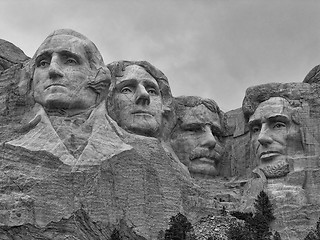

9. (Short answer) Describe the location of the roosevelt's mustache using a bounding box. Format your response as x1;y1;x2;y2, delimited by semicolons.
189;148;221;162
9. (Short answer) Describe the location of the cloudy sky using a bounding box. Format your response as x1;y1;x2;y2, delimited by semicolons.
1;0;320;112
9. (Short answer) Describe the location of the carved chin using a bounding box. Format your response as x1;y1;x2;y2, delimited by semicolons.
259;160;290;179
125;122;160;137
188;161;218;177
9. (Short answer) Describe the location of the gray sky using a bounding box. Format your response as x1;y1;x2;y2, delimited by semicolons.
1;0;320;112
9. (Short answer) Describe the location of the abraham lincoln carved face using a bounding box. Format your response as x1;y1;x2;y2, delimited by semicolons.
248;97;303;178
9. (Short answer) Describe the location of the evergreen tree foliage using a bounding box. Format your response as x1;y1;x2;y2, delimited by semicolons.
254;191;275;224
110;228;121;240
229;191;276;240
251;213;272;240
164;213;193;240
303;217;320;240
273;231;282;240
230;211;253;222
316;217;320;237
304;231;318;240
229;222;253;240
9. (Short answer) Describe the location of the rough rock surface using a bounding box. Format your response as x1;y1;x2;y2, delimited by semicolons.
2;34;320;240
192;215;241;240
0;39;29;72
0;209;147;240
0;119;209;239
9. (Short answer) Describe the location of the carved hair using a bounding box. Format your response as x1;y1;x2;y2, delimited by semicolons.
20;29;110;103
174;95;221;114
242;82;311;123
173;95;225;132
303;64;320;84
106;60;173;119
243;82;320;160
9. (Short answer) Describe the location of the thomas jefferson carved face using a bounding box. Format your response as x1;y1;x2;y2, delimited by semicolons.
248;97;303;178
170;104;224;177
32;34;97;111
111;65;163;137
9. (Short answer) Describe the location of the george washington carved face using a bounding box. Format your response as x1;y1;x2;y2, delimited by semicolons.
29;29;109;113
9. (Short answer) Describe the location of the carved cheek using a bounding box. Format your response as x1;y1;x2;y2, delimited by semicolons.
270;129;288;147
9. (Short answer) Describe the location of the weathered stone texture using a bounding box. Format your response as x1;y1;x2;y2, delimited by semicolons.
0;39;29;72
0;209;147;240
224;108;251;178
0;128;207;239
3;33;320;240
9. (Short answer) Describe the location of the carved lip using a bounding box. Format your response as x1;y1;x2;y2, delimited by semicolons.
132;110;153;116
45;84;66;89
192;157;216;165
259;151;281;160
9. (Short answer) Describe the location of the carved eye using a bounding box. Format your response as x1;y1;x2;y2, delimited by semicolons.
38;59;50;68
273;122;286;129
65;58;78;65
147;88;157;96
251;125;261;133
121;87;132;94
184;125;202;133
212;129;223;141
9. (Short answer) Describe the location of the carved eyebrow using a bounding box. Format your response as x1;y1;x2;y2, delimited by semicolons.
142;79;159;89
35;50;83;64
248;119;260;127
58;50;82;62
267;115;290;123
35;51;52;63
115;79;138;89
180;122;203;129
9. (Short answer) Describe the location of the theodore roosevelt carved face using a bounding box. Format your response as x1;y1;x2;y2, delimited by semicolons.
248;97;303;178
170;96;225;178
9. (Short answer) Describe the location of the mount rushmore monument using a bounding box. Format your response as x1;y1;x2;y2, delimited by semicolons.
1;29;320;239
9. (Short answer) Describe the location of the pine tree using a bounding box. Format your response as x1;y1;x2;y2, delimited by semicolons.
303;217;320;240
254;191;275;224
228;222;253;240
304;231;318;240
273;231;282;240
110;228;121;240
251;213;272;240
164;213;193;240
230;211;253;222
316;217;320;237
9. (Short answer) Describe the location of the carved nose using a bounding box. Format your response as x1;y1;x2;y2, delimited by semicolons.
48;58;64;79
200;126;216;149
257;125;273;146
135;85;150;105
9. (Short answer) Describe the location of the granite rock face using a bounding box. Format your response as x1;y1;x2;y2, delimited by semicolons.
0;39;29;72
2;30;320;240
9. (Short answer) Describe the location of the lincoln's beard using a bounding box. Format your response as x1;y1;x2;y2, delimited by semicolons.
259;160;290;179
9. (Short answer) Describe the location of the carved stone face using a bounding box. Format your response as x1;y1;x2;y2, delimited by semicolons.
111;65;163;137
170;104;224;177
248;97;303;178
32;34;97;111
